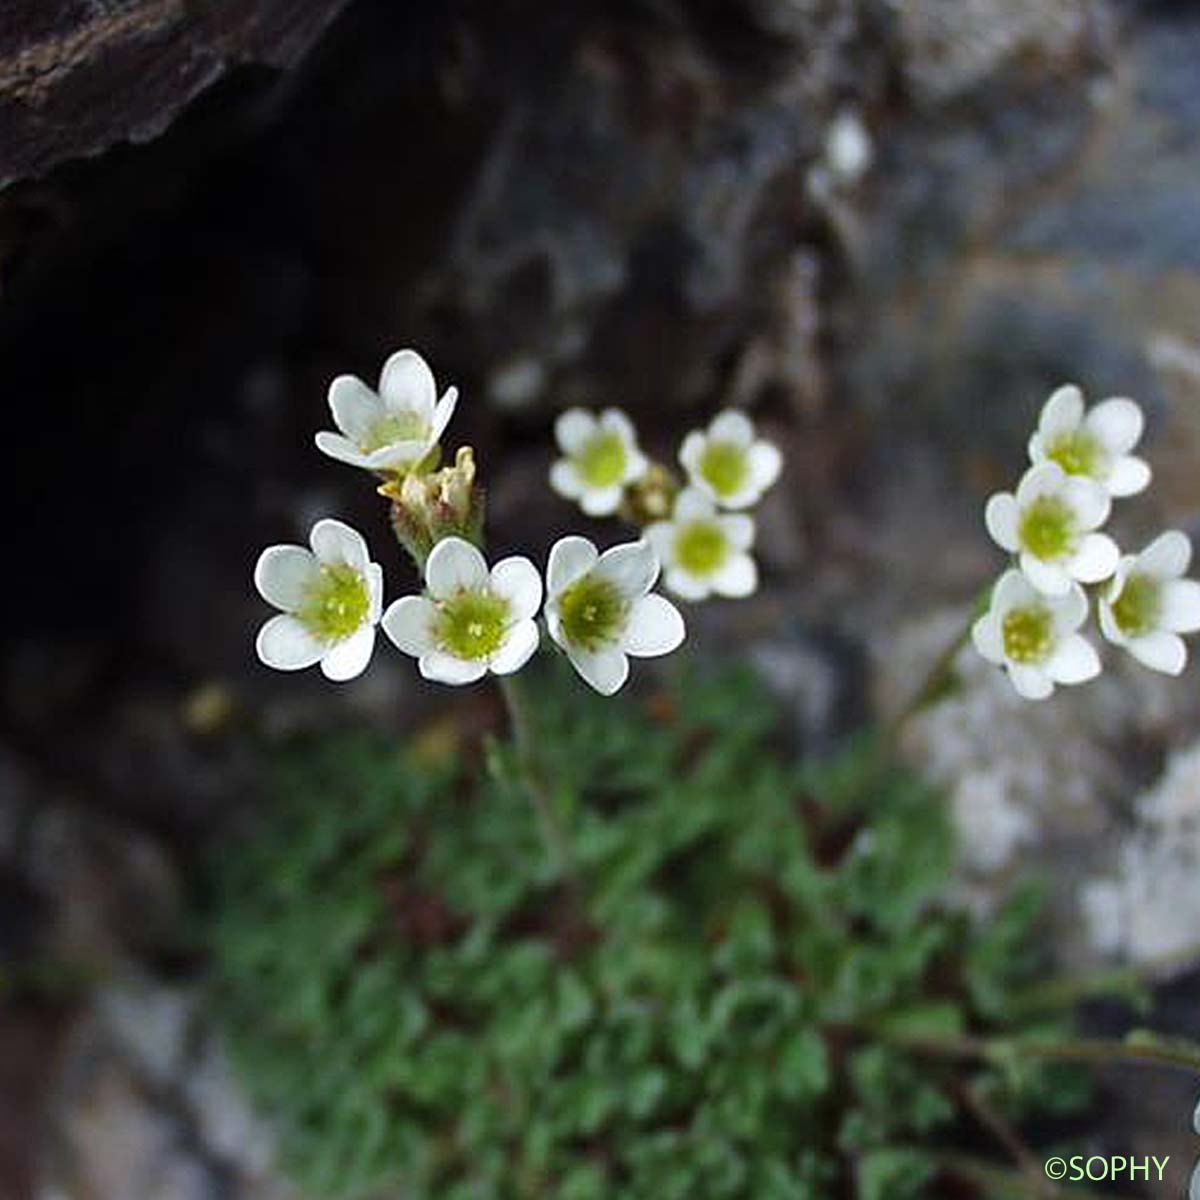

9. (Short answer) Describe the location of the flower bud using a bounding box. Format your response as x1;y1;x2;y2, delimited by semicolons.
619;462;680;527
383;446;485;569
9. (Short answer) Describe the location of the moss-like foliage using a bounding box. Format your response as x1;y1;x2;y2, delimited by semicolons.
209;666;1084;1198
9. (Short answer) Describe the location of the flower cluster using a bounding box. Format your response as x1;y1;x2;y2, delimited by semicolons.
975;385;1200;699
550;406;781;601
254;350;777;695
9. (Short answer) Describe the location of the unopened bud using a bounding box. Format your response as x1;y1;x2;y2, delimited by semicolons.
383;446;485;569
619;462;680;527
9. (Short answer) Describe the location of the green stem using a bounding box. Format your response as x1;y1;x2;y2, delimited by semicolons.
891;1031;1200;1077
497;674;576;883
882;603;977;752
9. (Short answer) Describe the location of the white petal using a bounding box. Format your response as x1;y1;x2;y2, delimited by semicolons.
984;493;1019;552
993;568;1036;613
379;349;436;420
721;514;755;551
547;536;599;597
623;594;685;657
665;567;710;601
623;448;649;484
1127;631;1187;676
256;614;324;671
673;488;715;522
678;431;705;472
489;619;539;675
364;439;433;471
711;553;758;598
598;408;637;445
367;562;384;623
555;409;596;454
430;388;459;443
419;651;488;686
550;459;584;499
1160;579;1200;633
1137;530;1192;579
1105;456;1151;497
709;410;755;446
644;521;675;563
254;545;318;611
1086;397;1143;455
1008;663;1054;701
1062;476;1111;531
1019;553;1072;597
381;596;438;657
567;645;629;696
1038;385;1084;438
1097;597;1126;645
328;375;381;441
1027;431;1046;464
747;441;782;492
310;519;370;574
1016;462;1065;507
1051;582;1089;633
1044;634;1101;685
490;556;543;620
972;614;1004;664
320;626;375;682
579;485;624;517
315;431;373;468
425;537;488;599
595;539;659;598
1068;533;1119;584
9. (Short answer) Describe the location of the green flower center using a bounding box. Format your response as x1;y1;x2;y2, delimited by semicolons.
698;440;748;498
298;564;370;643
1018;496;1077;562
1045;430;1105;479
435;590;512;661
557;575;628;650
1002;604;1055;664
675;521;729;577
1111;572;1161;638
575;432;628;488
359;411;429;453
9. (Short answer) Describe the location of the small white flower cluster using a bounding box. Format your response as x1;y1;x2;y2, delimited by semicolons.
975;385;1200;699
550;407;781;601
254;349;686;695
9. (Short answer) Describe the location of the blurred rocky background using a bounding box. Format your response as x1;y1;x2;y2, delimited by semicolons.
4;0;1200;1196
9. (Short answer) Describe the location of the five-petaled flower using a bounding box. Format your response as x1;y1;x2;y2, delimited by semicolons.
646;488;758;601
545;536;685;695
1028;384;1150;499
972;569;1101;701
254;519;383;681
381;537;541;685
316;348;458;474
550;408;648;516
985;462;1119;596
1098;531;1200;676
679;410;781;510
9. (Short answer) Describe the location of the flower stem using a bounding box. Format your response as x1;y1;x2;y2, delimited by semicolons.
884;1030;1200;1077
497;674;576;882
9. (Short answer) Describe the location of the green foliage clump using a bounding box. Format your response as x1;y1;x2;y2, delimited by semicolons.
209;666;1082;1198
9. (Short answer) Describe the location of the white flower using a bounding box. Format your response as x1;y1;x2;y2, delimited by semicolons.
645;488;757;601
972;569;1101;701
254;519;383;682
1098;531;1200;675
315;348;458;473
985;462;1119;596
381;536;541;685
544;536;685;696
1027;383;1150;498
678;410;781;511
549;408;648;516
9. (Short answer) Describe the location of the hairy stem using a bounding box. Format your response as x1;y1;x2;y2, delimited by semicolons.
497;674;576;882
